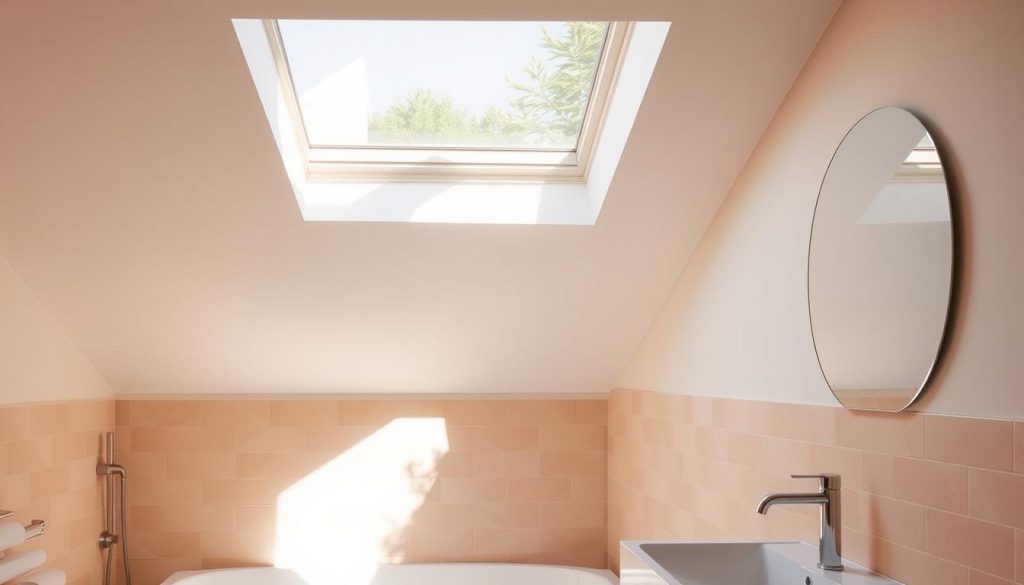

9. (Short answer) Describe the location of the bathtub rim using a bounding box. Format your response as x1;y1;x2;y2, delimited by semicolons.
162;563;617;584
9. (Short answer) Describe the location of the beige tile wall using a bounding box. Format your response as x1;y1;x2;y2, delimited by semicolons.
608;388;1024;585
116;398;608;585
0;399;114;585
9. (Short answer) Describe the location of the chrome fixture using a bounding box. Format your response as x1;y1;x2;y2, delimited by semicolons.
22;519;46;540
0;511;47;541
756;473;843;571
97;432;132;585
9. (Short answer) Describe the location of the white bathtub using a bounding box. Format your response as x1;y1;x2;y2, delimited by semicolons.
163;564;617;585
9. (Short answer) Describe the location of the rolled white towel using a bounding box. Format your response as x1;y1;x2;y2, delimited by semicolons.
0;521;26;549
14;569;66;585
0;549;46;582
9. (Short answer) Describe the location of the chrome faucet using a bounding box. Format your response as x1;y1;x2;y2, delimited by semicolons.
757;474;843;571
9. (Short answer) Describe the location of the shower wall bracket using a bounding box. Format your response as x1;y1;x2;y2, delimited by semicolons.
98;530;118;549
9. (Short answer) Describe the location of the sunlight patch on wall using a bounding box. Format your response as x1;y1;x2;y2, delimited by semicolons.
275;418;449;584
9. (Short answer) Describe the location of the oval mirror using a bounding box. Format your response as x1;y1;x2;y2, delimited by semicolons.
808;107;953;412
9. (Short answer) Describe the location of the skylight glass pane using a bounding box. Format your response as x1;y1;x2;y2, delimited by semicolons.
276;20;609;150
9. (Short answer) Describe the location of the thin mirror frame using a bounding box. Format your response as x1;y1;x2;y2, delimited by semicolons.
807;106;956;413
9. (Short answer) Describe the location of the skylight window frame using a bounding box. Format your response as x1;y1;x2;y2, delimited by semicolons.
894;142;944;182
262;19;632;183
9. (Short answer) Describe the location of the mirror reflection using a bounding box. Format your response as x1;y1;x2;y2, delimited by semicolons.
808;107;953;412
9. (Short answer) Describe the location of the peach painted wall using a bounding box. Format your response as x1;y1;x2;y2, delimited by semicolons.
0;256;112;407
0;399;115;585
608;389;1024;585
618;0;1024;418
0;255;111;406
115;397;607;585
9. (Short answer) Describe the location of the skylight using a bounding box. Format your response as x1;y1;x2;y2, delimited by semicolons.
234;18;669;223
264;19;629;180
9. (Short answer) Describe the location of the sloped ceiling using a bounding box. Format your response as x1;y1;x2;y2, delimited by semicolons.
0;0;838;395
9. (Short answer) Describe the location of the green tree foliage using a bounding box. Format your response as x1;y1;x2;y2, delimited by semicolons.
368;90;480;146
498;21;608;143
367;22;608;147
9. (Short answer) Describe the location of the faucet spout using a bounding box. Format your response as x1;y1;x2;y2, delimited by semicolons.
757;474;843;571
756;493;828;514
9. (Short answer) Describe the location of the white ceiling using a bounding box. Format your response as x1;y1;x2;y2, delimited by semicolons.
0;0;838;395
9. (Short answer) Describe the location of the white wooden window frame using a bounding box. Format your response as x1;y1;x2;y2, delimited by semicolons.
263;20;632;183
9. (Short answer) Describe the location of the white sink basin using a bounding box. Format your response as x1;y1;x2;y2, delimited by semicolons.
620;541;902;585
